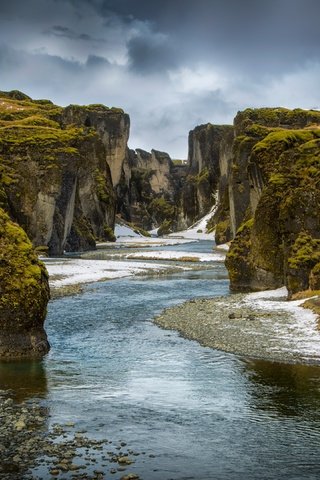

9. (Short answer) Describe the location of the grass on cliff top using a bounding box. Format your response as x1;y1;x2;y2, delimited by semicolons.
0;124;87;148
249;129;320;183
0;94;92;150
0;94;63;122
66;104;124;114
236;107;320;130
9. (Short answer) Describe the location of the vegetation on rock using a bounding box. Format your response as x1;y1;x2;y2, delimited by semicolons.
225;107;320;297
0;207;50;358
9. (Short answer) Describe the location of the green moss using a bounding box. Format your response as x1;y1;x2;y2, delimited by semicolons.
309;262;320;290
94;169;111;204
195;168;210;185
68;104;124;114
127;222;151;237
103;225;116;242
158;219;173;236
235;107;320;134
0;207;49;327
148;197;175;223
0;124;84;147
288;232;320;270
215;219;231;244
225;218;254;290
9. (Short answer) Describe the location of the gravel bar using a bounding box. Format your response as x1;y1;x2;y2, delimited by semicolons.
154;293;320;364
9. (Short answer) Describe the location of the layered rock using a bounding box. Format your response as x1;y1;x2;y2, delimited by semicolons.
117;148;187;233
0;91;130;254
225;108;320;296
0;207;50;358
181;124;234;229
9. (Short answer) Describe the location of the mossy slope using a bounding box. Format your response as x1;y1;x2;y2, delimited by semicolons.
0;90;128;254
226;107;320;296
0;207;50;358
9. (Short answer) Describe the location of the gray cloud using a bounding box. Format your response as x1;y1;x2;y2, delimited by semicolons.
127;33;178;73
0;0;319;157
45;25;106;44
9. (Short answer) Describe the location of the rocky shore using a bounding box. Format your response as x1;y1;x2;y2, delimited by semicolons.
154;290;320;364
0;392;145;480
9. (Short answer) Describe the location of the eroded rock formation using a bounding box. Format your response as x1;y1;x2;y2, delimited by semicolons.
117;148;187;234
180;124;234;230
0;91;129;255
225;108;320;296
0;207;50;358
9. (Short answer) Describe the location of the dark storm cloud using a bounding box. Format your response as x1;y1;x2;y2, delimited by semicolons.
0;0;319;157
88;0;320;73
45;25;106;44
127;33;178;73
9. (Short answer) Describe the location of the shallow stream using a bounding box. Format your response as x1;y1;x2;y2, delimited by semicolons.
1;240;320;479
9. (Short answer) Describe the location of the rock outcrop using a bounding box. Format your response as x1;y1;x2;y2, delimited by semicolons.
117;148;187;234
0;207;50;358
225;108;320;296
181;124;234;229
0;91;129;255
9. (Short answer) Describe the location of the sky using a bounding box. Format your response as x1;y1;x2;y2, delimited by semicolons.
0;0;320;158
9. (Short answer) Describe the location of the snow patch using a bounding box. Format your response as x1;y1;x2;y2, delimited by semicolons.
169;208;216;241
114;224;141;238
46;258;184;287
125;250;225;262
243;287;320;358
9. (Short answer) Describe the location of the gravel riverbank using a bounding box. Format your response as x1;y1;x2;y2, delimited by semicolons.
0;392;145;480
154;290;320;364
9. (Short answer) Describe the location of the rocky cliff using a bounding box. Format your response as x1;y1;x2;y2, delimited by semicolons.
180;123;234;230
0;90;129;255
116;148;187;234
225;108;320;296
0;207;50;358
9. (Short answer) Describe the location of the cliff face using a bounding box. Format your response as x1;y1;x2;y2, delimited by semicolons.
225;108;320;296
62;104;130;187
0;91;130;254
117;148;186;233
181;124;234;230
0;207;50;358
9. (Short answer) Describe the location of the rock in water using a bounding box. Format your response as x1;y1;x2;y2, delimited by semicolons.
0;208;50;358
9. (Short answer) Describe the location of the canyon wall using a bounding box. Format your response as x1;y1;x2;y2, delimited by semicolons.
0;91;129;255
225;108;320;296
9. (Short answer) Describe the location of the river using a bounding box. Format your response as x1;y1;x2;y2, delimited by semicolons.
1;240;320;479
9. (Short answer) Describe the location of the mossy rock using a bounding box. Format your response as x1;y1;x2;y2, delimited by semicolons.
225;219;255;291
0;208;50;358
215;219;231;245
148;197;175;224
309;263;320;291
158;219;173;236
287;232;320;295
103;225;116;242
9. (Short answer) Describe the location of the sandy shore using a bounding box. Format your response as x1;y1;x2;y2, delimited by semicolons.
154;288;320;364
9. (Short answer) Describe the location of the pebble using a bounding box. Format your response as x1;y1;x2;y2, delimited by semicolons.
154;291;308;363
0;393;153;480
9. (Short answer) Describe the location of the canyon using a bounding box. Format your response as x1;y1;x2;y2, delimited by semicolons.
0;89;319;358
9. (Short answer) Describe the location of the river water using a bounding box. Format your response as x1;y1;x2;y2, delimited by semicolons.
2;240;320;479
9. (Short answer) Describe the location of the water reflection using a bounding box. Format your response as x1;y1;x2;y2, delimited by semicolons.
0;360;47;402
243;358;320;418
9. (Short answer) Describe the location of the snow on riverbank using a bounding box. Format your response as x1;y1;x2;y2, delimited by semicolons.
169;209;215;241
45;258;186;288
99;222;195;247
243;287;320;359
156;286;320;364
125;250;224;262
